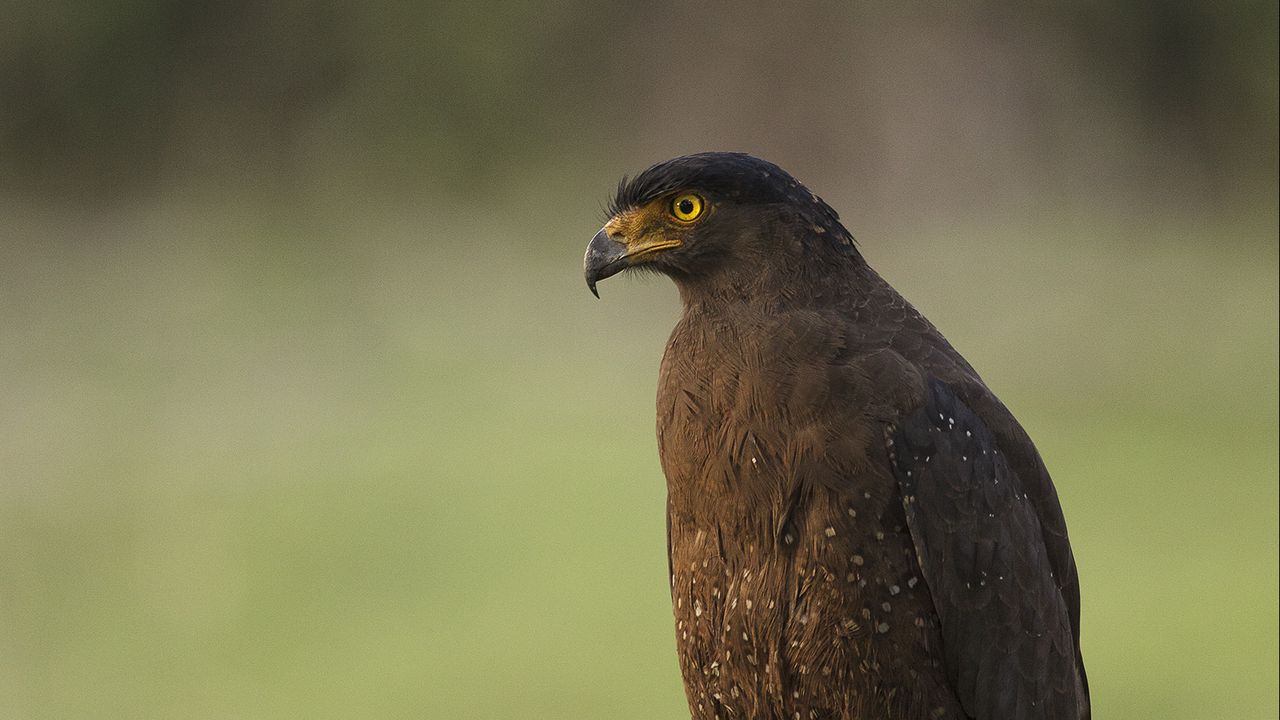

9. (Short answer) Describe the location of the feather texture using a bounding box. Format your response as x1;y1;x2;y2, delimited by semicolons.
593;153;1088;720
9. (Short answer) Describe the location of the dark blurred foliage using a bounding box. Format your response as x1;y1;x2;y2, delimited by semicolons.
0;1;1275;215
0;1;353;199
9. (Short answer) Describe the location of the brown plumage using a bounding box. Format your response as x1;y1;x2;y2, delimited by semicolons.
584;153;1089;720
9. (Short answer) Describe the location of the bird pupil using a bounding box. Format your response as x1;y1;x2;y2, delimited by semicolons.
679;199;694;214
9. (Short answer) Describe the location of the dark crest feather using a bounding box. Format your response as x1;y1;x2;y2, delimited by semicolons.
605;152;854;246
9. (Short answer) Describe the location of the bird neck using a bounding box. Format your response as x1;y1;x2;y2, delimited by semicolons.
673;245;870;315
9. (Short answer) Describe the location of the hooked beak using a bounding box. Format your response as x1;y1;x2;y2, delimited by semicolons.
584;228;628;298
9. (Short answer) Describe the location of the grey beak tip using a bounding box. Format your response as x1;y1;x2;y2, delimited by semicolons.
584;227;626;299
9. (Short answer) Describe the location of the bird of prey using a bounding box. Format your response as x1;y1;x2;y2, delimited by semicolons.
584;153;1089;720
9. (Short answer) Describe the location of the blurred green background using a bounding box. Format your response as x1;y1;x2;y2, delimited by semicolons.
1;2;1276;718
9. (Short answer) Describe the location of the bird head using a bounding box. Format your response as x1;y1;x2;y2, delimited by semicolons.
584;152;857;299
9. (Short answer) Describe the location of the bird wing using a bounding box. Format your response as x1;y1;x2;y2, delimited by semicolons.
888;376;1087;720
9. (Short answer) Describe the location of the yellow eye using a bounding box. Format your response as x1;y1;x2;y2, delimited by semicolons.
670;194;705;223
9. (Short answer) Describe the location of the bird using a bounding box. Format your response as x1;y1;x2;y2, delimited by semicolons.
583;152;1089;720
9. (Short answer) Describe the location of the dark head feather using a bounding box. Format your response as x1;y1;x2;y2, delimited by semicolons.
606;152;853;245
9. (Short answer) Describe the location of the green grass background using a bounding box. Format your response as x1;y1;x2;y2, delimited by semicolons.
1;197;1275;718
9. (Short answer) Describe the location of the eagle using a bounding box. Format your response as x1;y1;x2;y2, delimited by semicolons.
584;153;1089;720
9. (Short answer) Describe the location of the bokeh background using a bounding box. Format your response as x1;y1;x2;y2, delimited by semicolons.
2;2;1277;718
